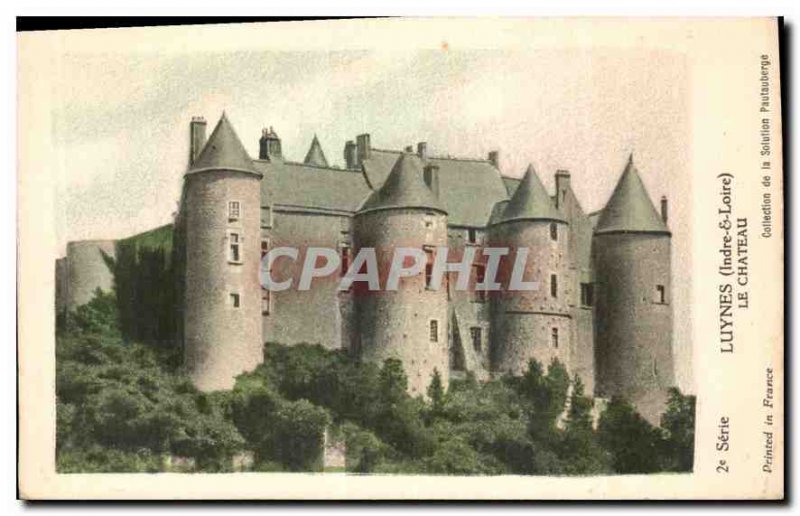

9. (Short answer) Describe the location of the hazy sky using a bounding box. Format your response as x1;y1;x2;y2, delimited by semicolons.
49;40;692;390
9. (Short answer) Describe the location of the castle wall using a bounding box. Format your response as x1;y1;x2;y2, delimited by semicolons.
446;227;491;380
183;171;263;391
65;240;116;311
353;208;449;396
262;210;352;350
489;220;571;375
593;232;673;424
555;174;596;392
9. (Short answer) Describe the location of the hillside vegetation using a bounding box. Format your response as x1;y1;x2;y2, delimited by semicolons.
56;290;695;474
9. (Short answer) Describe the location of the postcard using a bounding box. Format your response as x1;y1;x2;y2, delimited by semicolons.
17;17;783;499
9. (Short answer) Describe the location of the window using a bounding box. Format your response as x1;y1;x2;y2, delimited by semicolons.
467;228;477;244
228;201;241;220
340;244;351;277
429;320;439;342
580;283;594;307
424;212;435;229
470;327;482;352
230;293;240;308
550;222;558;241
424;247;435;288
228;232;241;263
551;327;559;348
550;274;558;298
656;284;666;304
260;206;273;228
473;263;486;302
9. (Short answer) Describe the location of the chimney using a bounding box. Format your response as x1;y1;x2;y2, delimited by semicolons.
344;140;357;169
356;134;371;164
488;150;500;170
259;127;282;161
661;195;668;223
417;142;428;160
189;116;207;165
423;163;440;197
555;170;571;209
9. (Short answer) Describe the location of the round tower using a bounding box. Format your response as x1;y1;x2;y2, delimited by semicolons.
65;239;117;311
593;155;673;424
183;113;263;391
489;165;571;375
352;152;449;396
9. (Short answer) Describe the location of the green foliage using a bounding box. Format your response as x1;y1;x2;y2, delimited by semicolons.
597;396;664;473
56;290;244;473
57;294;695;475
659;388;696;472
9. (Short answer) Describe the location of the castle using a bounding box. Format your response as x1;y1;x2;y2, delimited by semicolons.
56;113;675;423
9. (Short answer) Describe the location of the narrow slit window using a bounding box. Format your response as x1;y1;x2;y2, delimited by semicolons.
580;283;594;307
467;228;477;244
473;263;486;302
551;327;559;348
656;284;666;304
470;327;482;352
424;247;435;288
550;222;558;241
260;206;272;228
261;289;270;315
230;293;240;308
550;274;558;298
429;320;439;342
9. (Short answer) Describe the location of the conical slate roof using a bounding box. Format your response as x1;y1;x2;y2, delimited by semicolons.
357;153;446;215
496;165;565;224
303;135;329;167
595;155;669;235
188;113;260;176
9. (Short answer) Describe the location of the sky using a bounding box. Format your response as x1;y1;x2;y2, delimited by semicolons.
48;38;692;390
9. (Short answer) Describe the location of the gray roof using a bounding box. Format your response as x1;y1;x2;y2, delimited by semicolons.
502;176;522;196
358;152;445;215
303;135;329;168
495;165;565;225
255;160;370;213
188;113;260;177
363;149;508;226
595;155;669;235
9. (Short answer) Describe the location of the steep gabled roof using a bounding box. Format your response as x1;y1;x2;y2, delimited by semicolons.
495;165;565;225
303;135;329;168
362;149;508;226
357;153;445;215
595;155;669;235
188;113;260;176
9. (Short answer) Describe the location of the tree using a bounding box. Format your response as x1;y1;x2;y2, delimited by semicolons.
598;396;663;473
427;368;445;420
558;376;610;474
660;388;696;472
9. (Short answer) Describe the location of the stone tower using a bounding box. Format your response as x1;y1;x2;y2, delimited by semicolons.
593;155;673;424
183;113;264;391
489;165;571;375
352;152;449;396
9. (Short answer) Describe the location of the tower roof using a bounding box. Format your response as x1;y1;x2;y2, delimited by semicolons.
495;165;565;224
303;135;329;167
187;113;260;176
595;154;669;235
357;152;446;215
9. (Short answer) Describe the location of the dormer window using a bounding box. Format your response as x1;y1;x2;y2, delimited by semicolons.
228;200;241;221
